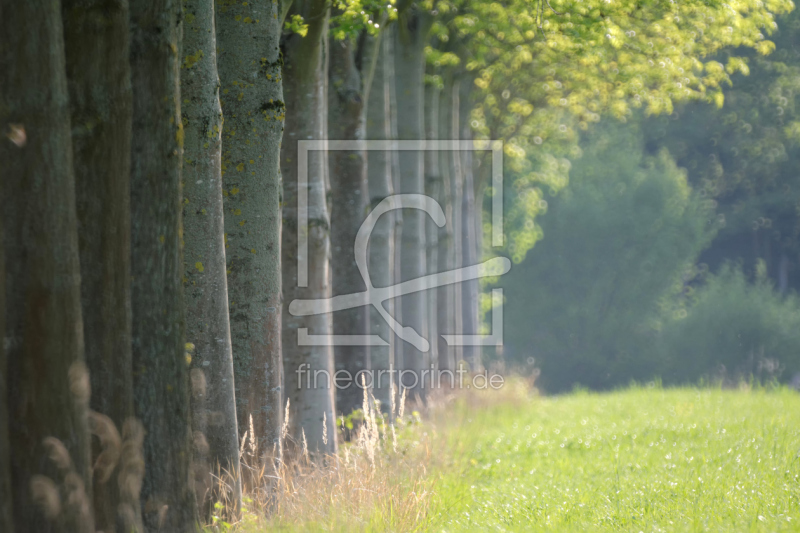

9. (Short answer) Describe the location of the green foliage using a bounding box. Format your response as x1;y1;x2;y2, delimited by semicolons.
284;14;309;37
659;263;800;384
498;122;714;391
644;8;800;287
440;0;793;259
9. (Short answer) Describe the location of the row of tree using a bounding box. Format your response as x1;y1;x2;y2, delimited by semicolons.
0;0;791;530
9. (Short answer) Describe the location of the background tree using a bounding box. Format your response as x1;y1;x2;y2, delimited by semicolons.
394;4;434;392
328;4;387;417
366;29;399;408
182;0;241;517
499;123;714;391
644;7;800;293
61;0;135;528
216;0;286;459
0;0;94;530
129;0;198;529
0;172;9;532
281;0;338;454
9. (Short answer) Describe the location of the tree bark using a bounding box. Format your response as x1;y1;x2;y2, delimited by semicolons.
328;26;384;416
0;129;11;533
436;73;457;374
0;1;94;530
129;0;198;530
394;11;433;393
182;0;241;518
449;78;464;368
61;1;136;529
424;81;441;386
459;79;480;371
366;30;396;411
281;0;337;454
216;0;285;462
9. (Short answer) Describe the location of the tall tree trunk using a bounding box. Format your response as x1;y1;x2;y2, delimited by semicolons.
61;1;136;529
129;1;198;530
216;0;285;461
388;24;405;375
449;78;464;368
459;79;480;371
281;0;337;454
366;29;397;411
0;136;11;533
394;11;433;394
436;73;457;374
424;81;441;386
0;1;94;530
182;0;241;518
328;27;384;416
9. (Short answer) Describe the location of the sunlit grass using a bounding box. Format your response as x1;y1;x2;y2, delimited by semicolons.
429;384;800;532
228;382;800;531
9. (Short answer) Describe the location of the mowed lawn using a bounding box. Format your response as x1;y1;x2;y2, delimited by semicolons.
428;386;800;532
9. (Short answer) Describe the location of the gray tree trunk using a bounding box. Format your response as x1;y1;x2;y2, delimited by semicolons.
129;0;198;530
328;25;384;416
424;81;441;386
216;0;285;461
387;25;405;375
281;0;337;455
449;78;464;368
459;79;481;371
61;1;136;529
182;0;241;519
366;30;397;411
436;73;457;374
0;1;94;531
394;11;433;393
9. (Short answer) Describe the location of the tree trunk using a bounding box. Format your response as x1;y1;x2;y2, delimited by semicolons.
388;24;405;375
0;1;94;530
61;1;136;529
449;78;464;368
366;30;396;411
281;0;337;454
459;79;480;371
328;26;384;416
0;135;11;533
216;0;285;462
424;81;441;386
394;11;433;394
129;0;198;530
436;73;457;374
182;0;241;518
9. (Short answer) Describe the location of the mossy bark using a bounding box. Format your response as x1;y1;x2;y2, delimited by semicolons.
0;1;94;531
366;30;397;411
328;26;383;416
216;0;285;460
394;11;433;393
281;0;337;454
129;0;198;530
61;0;136;529
182;0;242;518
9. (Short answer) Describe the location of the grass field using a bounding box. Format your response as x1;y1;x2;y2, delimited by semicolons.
427;385;800;532
235;384;800;532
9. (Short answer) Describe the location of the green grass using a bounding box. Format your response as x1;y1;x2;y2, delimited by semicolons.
428;386;800;532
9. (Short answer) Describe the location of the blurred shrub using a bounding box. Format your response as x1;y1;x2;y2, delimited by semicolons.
498;122;715;392
659;263;800;385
